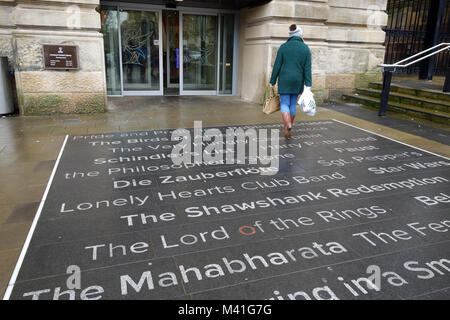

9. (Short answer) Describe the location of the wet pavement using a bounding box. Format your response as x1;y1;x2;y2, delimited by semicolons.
0;96;449;299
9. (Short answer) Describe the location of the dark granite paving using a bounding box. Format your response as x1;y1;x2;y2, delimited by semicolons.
328;103;450;145
4;120;450;300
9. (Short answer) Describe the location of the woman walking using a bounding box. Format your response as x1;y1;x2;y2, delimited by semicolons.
270;24;312;139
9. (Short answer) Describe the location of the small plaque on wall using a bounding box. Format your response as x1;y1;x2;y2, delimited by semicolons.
43;45;79;70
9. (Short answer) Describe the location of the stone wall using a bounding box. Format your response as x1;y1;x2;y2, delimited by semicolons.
0;0;14;63
2;0;106;115
238;0;387;103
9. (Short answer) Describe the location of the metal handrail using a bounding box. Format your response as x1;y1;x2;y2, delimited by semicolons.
377;43;450;117
378;43;450;70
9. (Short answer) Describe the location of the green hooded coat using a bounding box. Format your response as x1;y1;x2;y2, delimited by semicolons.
269;36;312;95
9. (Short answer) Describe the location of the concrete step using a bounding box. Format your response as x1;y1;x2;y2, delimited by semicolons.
342;93;450;126
355;88;450;113
369;82;450;103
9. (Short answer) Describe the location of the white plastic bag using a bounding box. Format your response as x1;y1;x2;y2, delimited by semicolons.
298;86;317;116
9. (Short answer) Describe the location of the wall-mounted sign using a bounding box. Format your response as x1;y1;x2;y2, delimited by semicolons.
43;45;79;70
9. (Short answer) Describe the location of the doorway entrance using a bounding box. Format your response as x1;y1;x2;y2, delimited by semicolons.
163;10;179;95
180;13;218;95
101;3;237;97
121;9;162;95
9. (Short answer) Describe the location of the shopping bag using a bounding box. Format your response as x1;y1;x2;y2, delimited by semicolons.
262;86;280;115
298;86;317;116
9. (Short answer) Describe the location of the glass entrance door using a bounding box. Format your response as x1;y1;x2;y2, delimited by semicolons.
101;5;236;97
218;14;235;95
180;13;218;95
120;9;162;95
101;6;121;96
166;10;180;89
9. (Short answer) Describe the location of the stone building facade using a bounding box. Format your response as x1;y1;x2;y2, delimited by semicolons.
239;0;388;103
0;0;388;115
0;0;106;115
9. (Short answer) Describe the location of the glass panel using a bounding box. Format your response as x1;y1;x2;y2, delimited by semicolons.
101;7;121;95
183;14;217;91
120;10;160;91
219;14;234;94
167;10;180;88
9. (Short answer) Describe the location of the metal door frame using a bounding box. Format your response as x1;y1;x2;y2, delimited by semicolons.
166;11;180;89
120;6;163;96
179;11;219;96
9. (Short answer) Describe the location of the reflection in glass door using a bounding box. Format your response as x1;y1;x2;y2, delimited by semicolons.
166;10;180;89
219;14;235;95
181;14;218;94
120;9;162;94
101;6;121;95
101;6;236;97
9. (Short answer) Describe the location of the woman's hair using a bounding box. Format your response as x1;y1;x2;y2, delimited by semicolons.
289;24;297;31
